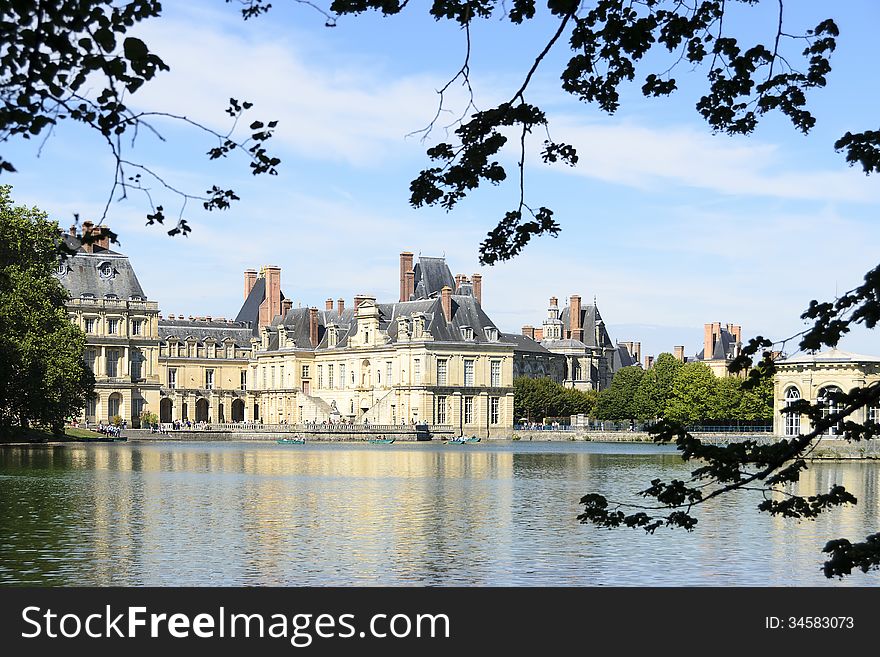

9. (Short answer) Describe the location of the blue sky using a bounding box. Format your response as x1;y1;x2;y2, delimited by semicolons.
5;1;880;360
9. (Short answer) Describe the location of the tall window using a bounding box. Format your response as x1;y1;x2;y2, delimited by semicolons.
84;318;96;333
818;386;842;436
437;359;447;386
262;366;267;389
205;369;215;390
870;405;880;424
131;349;142;380
168;368;177;389
302;365;310;379
270;366;275;388
464;359;474;386
84;348;97;373
340;364;346;388
784;387;801;436
240;370;247;391
464;396;474;424
490;360;501;387
131;319;143;336
106;349;119;377
328;364;334;389
317;365;323;389
436;396;447;424
414;359;421;384
490;397;500;425
386;361;393;384
107;318;119;334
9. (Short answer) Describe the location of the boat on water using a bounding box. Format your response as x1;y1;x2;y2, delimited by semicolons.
277;438;306;445
447;436;480;444
368;438;395;444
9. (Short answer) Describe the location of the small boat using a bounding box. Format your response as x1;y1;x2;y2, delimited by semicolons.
447;436;480;444
277;438;305;445
464;436;480;443
368;438;395;444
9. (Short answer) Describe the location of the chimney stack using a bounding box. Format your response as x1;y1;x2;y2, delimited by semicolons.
400;251;414;302
95;225;110;250
550;296;557;307
325;298;333;311
309;307;319;347
644;355;654;368
68;225;76;236
281;298;293;316
354;294;369;310
454;274;465;291
337;298;345;317
534;328;544;341
244;269;257;300
441;286;453;323
569;295;582;340
472;273;482;305
674;345;685;362
258;266;282;329
703;324;714;361
521;325;535;340
81;220;95;253
633;342;641;363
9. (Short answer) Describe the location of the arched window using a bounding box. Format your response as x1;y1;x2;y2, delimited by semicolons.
784;387;801;436
817;386;843;436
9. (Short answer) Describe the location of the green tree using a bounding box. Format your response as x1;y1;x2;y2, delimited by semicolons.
514;376;596;421
594;366;643;421
632;352;682;420
664;362;717;424
711;376;744;422
0;186;94;437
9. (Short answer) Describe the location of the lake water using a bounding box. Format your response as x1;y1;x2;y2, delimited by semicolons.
1;441;878;586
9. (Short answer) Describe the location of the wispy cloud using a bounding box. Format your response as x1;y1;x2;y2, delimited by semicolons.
543;118;879;202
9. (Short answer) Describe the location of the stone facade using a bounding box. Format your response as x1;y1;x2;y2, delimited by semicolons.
773;349;880;437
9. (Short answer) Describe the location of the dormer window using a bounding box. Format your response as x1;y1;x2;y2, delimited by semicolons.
98;262;114;279
484;327;499;342
104;293;118;300
81;293;94;299
460;326;474;341
56;262;67;276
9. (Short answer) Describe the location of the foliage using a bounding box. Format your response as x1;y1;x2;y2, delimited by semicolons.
140;410;159;426
663;362;717;423
111;414;123;426
0;1;280;238
0;186;94;436
594;366;643;421
514;376;596;421
632;352;681;420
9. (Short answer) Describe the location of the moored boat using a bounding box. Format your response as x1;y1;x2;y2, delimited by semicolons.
368;438;395;444
277;438;306;445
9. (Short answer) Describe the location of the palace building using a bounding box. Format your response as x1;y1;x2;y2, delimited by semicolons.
59;238;517;436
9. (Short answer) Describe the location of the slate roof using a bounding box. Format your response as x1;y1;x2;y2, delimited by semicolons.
695;326;738;360
612;344;638;370
412;256;456;300
263;294;511;352
558;304;614;349
159;319;253;347
502;333;556;355
234;277;287;334
56;234;148;300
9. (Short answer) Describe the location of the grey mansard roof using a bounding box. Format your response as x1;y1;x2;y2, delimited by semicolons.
56;234;148;300
235;277;288;334
557;304;614;349
411;256;456;300
159;319;253;347
695;326;738;361
263;294;511;352
502;333;556;355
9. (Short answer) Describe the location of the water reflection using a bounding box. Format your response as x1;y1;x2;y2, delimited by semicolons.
0;442;878;586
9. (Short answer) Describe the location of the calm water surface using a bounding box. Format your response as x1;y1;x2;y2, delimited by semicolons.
1;441;878;586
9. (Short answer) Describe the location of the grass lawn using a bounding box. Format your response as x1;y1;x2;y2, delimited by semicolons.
1;426;106;443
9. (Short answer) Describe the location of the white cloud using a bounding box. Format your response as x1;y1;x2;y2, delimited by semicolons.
543;118;879;203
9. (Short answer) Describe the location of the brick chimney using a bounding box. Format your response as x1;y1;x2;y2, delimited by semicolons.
454;274;465;291
400;251;414;302
534;328;544;341
550;296;558;307
281;298;293;316
354;294;369;310
633;342;641;363
244;269;257;300
95;225;110;250
309;307;319;347
703;324;714;360
258;266;282;329
81;220;95;253
521;325;535;339
731;324;742;344
68;224;76;236
440;286;453;323
644;355;654;368
569;295;582;340
674;345;685;361
337;298;345;317
472;273;482;305
325;298;333;311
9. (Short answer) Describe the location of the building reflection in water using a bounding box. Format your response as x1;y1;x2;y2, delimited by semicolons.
0;442;878;586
